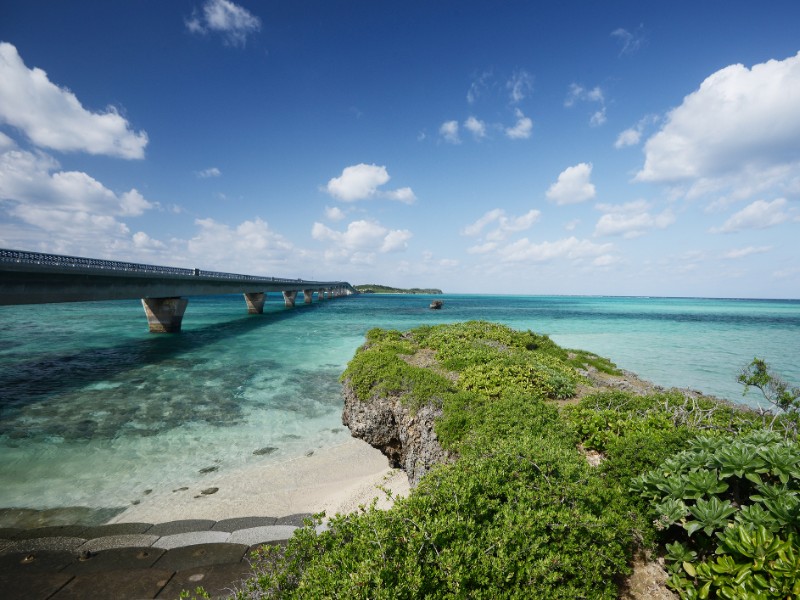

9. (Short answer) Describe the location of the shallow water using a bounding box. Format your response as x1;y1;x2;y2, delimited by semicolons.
0;293;798;514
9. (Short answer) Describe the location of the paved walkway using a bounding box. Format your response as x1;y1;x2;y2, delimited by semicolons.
0;514;311;599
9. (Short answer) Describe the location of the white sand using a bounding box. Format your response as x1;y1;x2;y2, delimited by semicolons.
108;438;410;524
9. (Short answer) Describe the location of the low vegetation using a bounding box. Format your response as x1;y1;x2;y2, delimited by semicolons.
219;322;798;599
355;284;443;294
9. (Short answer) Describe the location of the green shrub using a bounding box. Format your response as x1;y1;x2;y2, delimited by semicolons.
631;431;800;598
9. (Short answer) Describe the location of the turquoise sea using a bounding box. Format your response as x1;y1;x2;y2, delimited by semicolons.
0;294;798;516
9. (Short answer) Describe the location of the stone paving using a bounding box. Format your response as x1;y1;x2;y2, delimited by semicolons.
0;514;311;599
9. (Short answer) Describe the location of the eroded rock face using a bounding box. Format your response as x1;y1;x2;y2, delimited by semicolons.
341;380;451;487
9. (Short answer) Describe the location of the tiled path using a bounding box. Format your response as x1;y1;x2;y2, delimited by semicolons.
0;515;310;599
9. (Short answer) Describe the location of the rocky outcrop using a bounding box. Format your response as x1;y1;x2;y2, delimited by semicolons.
341;380;452;487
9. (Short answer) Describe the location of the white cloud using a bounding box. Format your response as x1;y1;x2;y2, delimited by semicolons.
636;52;800;184
464;116;487;139
723;246;772;259
467;241;498;255
196;167;221;178
611;25;646;56
590;109;607;127
0;147;157;251
326;163;389;200
462;208;505;236
498;236;613;263
505;109;533;139
615;127;642;149
312;219;412;258
132;231;166;250
546;163;596;205
0;131;15;151
467;70;492;104
564;84;607;126
593;201;675;238
439;120;460;144
711;198;791;233
186;0;261;47
187;217;293;268
383;186;417;204
0;43;147;159
324;163;415;203
324;205;345;221
507;69;533;103
462;208;540;241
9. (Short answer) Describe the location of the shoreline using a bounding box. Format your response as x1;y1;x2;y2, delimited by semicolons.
106;437;409;525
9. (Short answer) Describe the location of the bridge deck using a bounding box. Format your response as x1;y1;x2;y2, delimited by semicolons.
0;249;353;305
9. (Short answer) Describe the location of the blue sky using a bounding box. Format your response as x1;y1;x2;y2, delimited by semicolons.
1;1;799;297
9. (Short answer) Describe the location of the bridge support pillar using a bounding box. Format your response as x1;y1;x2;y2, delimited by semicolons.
303;289;314;304
244;292;266;314
318;288;328;300
141;297;188;333
282;290;297;307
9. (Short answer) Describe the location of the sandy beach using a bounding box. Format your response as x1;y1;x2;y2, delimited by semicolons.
107;438;410;525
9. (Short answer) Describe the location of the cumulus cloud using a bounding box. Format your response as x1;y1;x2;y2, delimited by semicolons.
312;219;412;257
497;236;613;264
546;163;596;205
711;198;791;233
505;109;533;139
615;115;658;149
186;0;261;47
0;147;157;250
187;217;293;269
440;120;460;144
636;52;800;185
324;205;346;221
593;200;675;238
0;43;148;159
324;163;416;203
196;167;221;178
464;116;487;139
462;208;541;242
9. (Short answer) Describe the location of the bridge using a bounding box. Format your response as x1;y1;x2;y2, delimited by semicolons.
0;249;357;332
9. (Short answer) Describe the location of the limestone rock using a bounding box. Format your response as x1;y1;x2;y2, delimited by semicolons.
341;380;452;487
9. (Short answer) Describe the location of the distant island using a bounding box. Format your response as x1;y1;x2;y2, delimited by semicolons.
355;284;443;294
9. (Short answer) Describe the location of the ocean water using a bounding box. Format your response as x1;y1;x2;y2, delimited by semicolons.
0;294;798;515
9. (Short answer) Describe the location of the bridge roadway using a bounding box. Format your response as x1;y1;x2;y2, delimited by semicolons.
0;249;357;332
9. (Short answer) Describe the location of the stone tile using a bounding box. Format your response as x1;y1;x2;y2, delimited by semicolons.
156;562;254;600
50;567;173;600
211;516;277;532
0;571;74;600
147;519;216;536
1;536;86;555
62;546;166;574
275;513;313;527
227;525;297;546
154;543;249;572
0;528;23;540
77;534;159;552
152;530;230;550
0;549;77;573
12;525;88;540
81;522;152;537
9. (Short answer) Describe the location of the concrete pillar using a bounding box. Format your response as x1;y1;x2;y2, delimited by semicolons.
318;289;327;300
303;289;314;304
282;290;297;307
141;297;188;333
244;292;266;314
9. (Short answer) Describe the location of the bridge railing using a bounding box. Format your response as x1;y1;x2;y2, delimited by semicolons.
0;248;334;285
